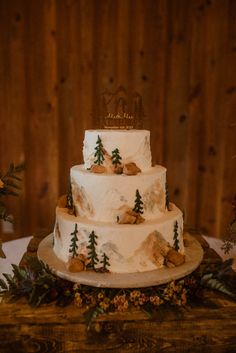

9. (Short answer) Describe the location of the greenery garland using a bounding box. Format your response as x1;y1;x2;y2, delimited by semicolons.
0;256;235;329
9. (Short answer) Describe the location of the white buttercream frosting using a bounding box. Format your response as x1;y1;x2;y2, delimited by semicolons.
53;128;185;274
83;129;152;171
71;165;166;222
54;205;184;273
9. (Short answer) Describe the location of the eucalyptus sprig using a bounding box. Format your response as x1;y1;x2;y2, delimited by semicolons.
200;259;236;299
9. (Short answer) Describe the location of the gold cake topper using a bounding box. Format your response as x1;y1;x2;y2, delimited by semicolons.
99;86;145;129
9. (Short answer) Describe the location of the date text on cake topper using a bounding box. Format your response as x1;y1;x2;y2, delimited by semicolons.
99;86;145;129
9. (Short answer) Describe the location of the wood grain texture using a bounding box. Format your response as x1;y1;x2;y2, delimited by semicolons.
0;0;235;240
0;293;236;352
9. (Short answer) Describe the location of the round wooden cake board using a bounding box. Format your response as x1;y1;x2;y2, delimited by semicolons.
37;233;203;288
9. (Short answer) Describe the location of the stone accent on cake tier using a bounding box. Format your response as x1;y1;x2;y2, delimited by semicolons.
83;129;152;171
53;204;184;274
70;165;167;223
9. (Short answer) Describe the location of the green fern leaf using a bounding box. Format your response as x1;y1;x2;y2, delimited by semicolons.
84;306;104;330
0;278;8;290
201;274;236;299
3;273;14;286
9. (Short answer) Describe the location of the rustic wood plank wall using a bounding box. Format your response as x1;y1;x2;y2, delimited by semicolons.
0;0;235;241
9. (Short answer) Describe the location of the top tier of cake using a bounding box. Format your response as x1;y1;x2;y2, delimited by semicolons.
83;129;152;171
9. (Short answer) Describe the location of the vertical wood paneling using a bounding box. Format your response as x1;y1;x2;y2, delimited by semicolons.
0;0;27;240
185;0;205;230
220;0;236;236
198;0;229;236
24;0;58;233
142;0;168;166
0;0;235;240
164;0;190;215
56;0;82;193
57;0;95;194
92;0;117;122
115;0;131;88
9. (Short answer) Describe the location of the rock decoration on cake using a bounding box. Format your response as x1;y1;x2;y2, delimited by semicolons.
53;89;185;274
67;224;89;272
123;162;141;175
117;189;145;225
89;134;142;176
134;230;185;268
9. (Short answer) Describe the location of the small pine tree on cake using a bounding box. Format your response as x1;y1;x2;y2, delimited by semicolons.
69;224;79;258
100;252;110;272
66;182;75;214
133;189;144;214
173;221;180;251
165;182;170;211
94;135;105;165
86;230;99;269
111;148;122;167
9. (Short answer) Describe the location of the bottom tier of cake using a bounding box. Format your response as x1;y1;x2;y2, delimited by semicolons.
53;204;184;274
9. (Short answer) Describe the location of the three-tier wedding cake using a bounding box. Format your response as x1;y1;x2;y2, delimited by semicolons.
53;129;185;274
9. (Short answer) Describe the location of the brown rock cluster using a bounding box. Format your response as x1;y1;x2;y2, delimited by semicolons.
113;165;123;174
90;161;141;175
67;254;89;272
117;206;145;224
123;162;141;175
57;194;76;216
166;249;185;267
135;230;185;268
90;164;107;173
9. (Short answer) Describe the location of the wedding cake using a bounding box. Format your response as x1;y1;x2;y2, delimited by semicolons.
53;129;185;274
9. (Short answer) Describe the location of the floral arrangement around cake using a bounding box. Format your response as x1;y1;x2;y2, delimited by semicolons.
0;254;235;329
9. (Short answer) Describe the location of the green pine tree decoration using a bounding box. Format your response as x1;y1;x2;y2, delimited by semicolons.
100;252;110;272
66;182;73;209
165;181;170;211
173;221;180;251
86;230;99;270
133;189;144;214
111;148;122;167
94;135;105;165
69;224;79;258
66;181;76;215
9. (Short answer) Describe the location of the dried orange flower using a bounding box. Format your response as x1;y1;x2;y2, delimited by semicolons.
74;292;83;307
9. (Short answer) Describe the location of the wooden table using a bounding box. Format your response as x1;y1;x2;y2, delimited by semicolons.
1;232;236;353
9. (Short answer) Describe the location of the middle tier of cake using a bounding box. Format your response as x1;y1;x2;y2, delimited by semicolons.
71;165;167;222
